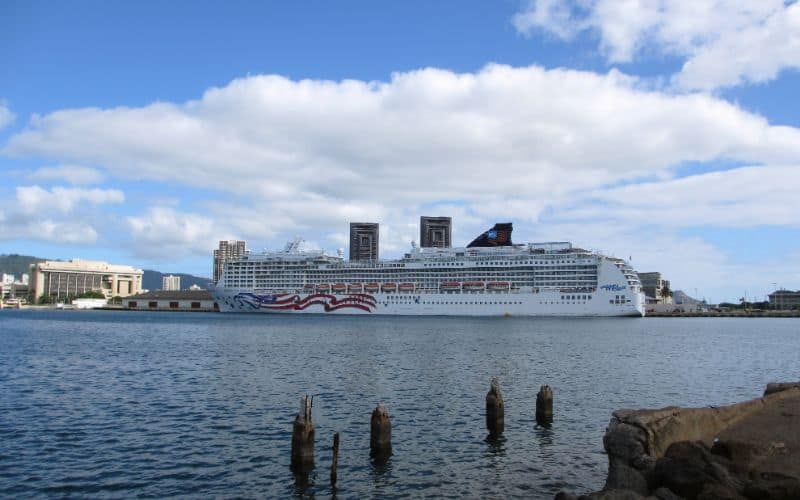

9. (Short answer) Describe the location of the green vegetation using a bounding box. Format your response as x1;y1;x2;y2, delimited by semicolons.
77;290;106;299
38;294;54;305
110;295;123;305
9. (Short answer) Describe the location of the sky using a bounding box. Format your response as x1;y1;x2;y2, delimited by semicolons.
1;0;799;303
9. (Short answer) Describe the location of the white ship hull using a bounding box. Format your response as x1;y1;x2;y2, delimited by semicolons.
214;287;644;317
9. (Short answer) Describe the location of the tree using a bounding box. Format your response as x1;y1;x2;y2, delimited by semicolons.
77;290;106;299
660;283;673;303
110;296;122;305
38;294;54;305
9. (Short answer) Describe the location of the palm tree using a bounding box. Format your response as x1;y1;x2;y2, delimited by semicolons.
660;283;673;303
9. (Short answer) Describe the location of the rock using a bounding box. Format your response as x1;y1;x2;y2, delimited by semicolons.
554;491;579;500
696;482;744;500
763;382;800;396
606;460;650;495
743;474;800;500
653;441;743;499
648;487;683;500
585;489;645;500
604;420;648;463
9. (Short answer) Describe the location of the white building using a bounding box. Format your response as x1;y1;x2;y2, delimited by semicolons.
30;259;143;302
126;290;217;311
2;273;15;285
162;275;181;291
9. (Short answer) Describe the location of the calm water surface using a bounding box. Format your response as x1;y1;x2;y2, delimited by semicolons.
1;310;798;498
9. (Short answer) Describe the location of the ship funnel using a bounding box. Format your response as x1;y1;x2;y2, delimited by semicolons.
467;223;513;248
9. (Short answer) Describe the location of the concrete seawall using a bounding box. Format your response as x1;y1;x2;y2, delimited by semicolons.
559;382;800;499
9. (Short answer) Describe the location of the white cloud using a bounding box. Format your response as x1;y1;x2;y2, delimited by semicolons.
4;65;799;216
0;102;15;130
513;0;800;90
16;185;124;214
0;185;123;244
560;165;800;228
30;165;105;185
126;207;223;259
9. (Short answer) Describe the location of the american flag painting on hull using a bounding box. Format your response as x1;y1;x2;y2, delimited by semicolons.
233;292;377;312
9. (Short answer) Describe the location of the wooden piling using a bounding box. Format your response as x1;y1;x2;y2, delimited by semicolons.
370;404;392;459
330;432;339;487
291;395;315;472
486;377;504;436
536;385;553;425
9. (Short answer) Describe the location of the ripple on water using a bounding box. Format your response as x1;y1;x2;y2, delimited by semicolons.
1;312;798;497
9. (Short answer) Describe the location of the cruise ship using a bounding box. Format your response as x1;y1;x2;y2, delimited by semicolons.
213;223;645;317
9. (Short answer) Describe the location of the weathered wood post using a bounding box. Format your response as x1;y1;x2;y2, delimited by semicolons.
536;385;553;425
291;395;315;472
486;377;504;436
370;404;392;460
330;432;339;487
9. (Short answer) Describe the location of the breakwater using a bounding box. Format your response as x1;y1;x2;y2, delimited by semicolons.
560;382;800;499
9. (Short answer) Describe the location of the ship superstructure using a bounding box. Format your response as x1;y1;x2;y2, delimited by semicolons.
214;224;644;316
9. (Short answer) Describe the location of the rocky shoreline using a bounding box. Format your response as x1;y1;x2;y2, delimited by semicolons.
558;382;800;500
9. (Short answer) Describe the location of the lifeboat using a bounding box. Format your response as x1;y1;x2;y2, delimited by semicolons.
381;283;397;292
364;283;380;293
332;283;347;293
398;283;415;292
487;282;510;290
316;283;330;292
440;282;461;291
463;282;485;291
347;283;363;293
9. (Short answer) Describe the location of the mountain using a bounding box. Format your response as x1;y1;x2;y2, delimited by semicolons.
674;290;705;305
142;270;213;291
0;254;46;278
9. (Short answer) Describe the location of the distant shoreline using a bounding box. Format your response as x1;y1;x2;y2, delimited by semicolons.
646;310;799;318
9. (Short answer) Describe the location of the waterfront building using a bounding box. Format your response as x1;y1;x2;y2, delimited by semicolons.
213;240;247;284
162;275;181;291
638;272;673;304
349;222;379;261
125;290;218;311
2;273;14;285
0;277;30;303
420;216;452;248
29;259;143;302
768;289;800;310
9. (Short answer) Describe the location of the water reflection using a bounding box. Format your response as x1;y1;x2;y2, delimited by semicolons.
291;467;316;497
370;449;392;473
535;425;555;459
484;433;507;457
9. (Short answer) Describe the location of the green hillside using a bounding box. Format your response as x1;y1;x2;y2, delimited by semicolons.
0;254;46;278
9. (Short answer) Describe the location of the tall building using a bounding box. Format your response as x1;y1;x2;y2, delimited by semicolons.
29;259;143;302
213;240;247;283
349;222;379;261
420;216;452;248
768;289;800;310
638;272;672;304
162;275;181;291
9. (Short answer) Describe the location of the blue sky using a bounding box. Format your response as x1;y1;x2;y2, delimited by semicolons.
1;0;799;302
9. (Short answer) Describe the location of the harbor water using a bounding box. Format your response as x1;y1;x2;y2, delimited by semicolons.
1;310;798;498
